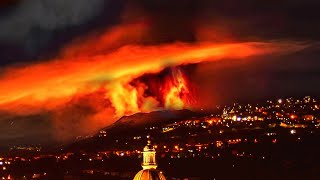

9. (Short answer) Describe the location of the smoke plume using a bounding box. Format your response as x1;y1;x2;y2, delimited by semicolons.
0;1;311;143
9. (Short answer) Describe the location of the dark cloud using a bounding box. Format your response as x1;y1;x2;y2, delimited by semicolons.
197;0;320;41
0;112;53;146
0;0;123;65
0;0;106;41
130;0;320;42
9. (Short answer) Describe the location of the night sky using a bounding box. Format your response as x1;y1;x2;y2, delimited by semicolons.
0;0;319;145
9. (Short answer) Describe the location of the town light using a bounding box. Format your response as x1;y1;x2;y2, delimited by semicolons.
290;129;296;134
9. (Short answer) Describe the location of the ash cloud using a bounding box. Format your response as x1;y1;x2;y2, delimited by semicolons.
0;0;114;65
131;0;320;42
0;0;106;42
0;111;53;146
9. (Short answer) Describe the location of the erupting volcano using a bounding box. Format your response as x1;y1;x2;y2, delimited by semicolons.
105;67;192;118
0;21;307;142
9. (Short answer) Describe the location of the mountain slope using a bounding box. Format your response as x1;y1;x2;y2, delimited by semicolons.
64;109;201;151
106;109;198;130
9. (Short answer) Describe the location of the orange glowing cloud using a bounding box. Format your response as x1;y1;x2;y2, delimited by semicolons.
0;41;304;110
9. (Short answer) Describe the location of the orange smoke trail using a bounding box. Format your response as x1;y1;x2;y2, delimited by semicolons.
0;42;304;108
0;41;305;116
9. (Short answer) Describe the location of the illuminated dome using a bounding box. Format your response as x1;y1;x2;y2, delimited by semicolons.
133;140;166;180
133;169;166;180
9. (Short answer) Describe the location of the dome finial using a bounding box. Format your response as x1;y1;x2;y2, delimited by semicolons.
146;134;152;145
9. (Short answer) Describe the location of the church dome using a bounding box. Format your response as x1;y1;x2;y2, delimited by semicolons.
133;169;166;180
133;140;166;180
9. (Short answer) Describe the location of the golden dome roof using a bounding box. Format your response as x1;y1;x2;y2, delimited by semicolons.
134;140;166;180
133;169;166;180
